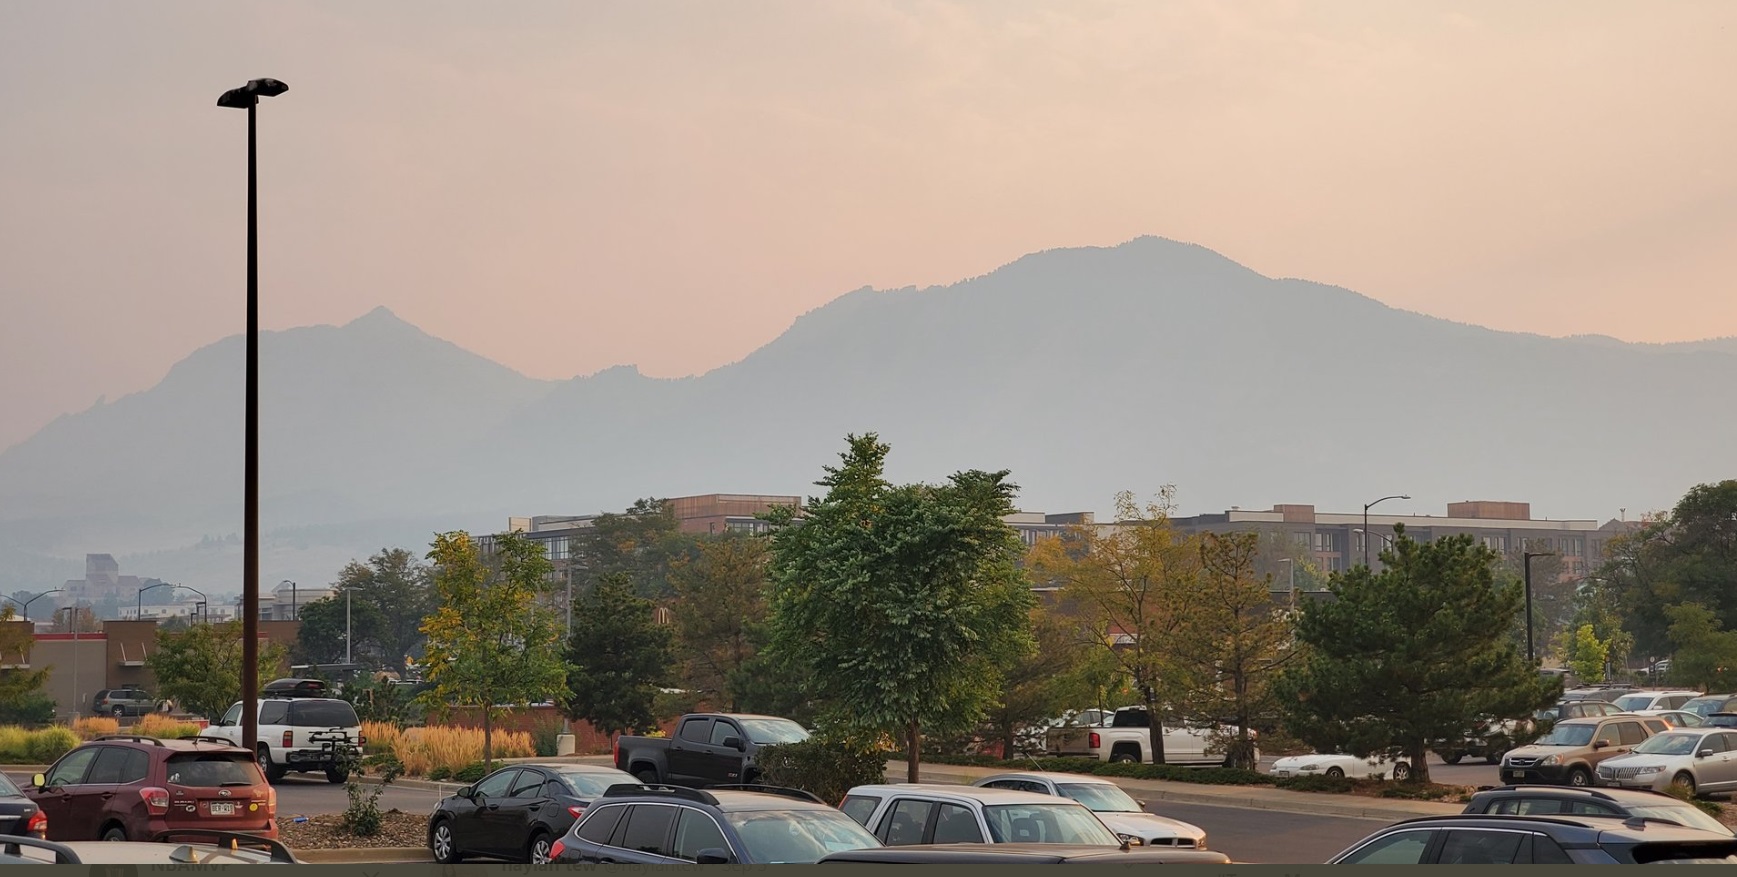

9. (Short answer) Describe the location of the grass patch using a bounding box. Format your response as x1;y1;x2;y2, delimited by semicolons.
388;725;534;777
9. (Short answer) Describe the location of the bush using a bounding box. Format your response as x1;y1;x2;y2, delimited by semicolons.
530;714;563;758
25;727;79;763
389;725;535;777
132;714;200;739
337;743;402;837
72;717;120;740
0;728;30;763
0;695;58;728
1662;783;1724;817
1273;775;1354;794
757;737;890;804
453;762;488;784
361;721;401;756
426;766;452;782
1378;783;1458;800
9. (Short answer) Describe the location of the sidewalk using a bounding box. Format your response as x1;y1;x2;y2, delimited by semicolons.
893;761;1464;822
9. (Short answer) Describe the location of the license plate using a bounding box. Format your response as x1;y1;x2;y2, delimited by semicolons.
209;802;235;816
1503;771;1521;780
1275;770;1291;777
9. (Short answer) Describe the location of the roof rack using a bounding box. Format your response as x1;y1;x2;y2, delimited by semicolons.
189;735;242;747
1481;785;1619;800
150;830;299;864
93;734;167;746
1392;813;1611;829
600;784;719;805
706;784;826;805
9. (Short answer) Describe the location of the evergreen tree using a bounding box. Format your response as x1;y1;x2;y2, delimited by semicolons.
564;572;674;737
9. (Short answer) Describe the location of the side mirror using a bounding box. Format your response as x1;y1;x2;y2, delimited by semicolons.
1134;799;1149;808
695;848;733;865
456;786;474;799
722;736;744;751
1593;740;1610;750
29;774;45;789
1699;749;1715;759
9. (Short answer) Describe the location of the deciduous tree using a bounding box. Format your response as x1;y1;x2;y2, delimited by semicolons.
668;534;769;711
1664;603;1737;692
146;621;288;719
419;531;569;768
766;434;1036;782
1273;527;1559;783
0;607;49;714
565;572;674;737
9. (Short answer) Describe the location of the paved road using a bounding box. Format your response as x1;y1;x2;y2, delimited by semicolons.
271;774;454;822
1147;800;1383;864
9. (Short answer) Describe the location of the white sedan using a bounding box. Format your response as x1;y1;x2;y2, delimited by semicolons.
972;772;1208;848
1270;752;1412;781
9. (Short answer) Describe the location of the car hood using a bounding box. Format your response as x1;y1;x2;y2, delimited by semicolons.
1600;752;1691;769
1094;811;1204;839
1506;743;1586;760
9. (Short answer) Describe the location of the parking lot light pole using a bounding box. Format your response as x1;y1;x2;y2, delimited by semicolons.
1523;552;1550;665
1362;494;1411;568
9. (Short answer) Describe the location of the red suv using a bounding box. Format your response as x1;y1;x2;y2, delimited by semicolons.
23;734;276;842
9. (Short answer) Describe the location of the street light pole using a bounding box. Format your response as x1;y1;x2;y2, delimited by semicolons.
344;585;352;665
1523;551;1549;665
218;77;288;757
19;590;65;623
282;580;297;620
1276;558;1296;610
1362;494;1411;568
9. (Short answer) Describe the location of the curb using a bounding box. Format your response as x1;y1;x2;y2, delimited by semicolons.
894;762;1463;823
295;847;432;864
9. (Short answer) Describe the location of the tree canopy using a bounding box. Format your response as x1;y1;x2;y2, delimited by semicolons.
146;621;288;719
564;572;674;737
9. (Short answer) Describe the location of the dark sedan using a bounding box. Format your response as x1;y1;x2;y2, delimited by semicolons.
0;773;44;842
428;763;639;864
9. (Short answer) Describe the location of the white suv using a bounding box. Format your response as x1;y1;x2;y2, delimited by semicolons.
839;784;1127;847
204;694;362;783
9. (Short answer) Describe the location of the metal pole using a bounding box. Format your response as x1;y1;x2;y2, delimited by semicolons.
240;98;261;755
1363;506;1370;568
71;606;80;720
1524;553;1539;665
345;586;352;665
1289;559;1297;609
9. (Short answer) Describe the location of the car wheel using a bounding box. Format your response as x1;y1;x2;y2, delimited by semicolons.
1110;751;1139;764
1391;762;1411;781
634;768;659;785
1484;751;1506;766
430;820;463;864
326;767;350;784
1568;766;1592;787
1324;767;1345;779
101;825;127;842
1441;753;1462;765
1673;772;1698;796
112;706;126;719
258;746;286;783
528;831;553;865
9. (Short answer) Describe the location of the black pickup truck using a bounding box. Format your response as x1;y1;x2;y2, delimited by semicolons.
613;713;810;787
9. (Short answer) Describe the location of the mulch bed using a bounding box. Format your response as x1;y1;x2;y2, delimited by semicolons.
279;810;428;850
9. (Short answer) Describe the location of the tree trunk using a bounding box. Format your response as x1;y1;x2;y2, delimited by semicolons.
1145;695;1166;765
483;711;494;771
906;720;921;784
1002;724;1017;762
1408;739;1429;784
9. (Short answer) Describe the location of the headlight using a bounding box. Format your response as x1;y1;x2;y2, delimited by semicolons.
1635;766;1664;775
1118;834;1143;846
1196;837;1208;850
1539;755;1560;766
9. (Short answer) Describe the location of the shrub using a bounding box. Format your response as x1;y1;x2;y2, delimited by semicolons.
0;695;58;728
388;725;534;777
26;727;79;763
453;762;488;784
0;728;31;763
361;721;401;756
72;717;120;740
426;766;452;782
1273;775;1354;794
1378;783;1459;800
133;714;200;739
1662;783;1724;817
530;714;563;758
757;737;890;804
337;743;402;837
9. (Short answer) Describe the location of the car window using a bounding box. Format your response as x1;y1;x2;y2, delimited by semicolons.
84;747;134;785
1439;830;1524;864
678;718;713;743
1563;801;1623;817
983;803;1120;846
1600;703;1623;715
838;795;880;826
723;810;880;864
1618;722;1647;745
931;804;984;844
45;748;99;787
670;809;731;862
165;753;258;787
708;721;738;746
119;749;149;785
1531;833;1574;864
1665;696;1690;709
619;804;677;857
220;704;242;726
881;799;934;845
287;700;359;727
510;772;547;799
577;805;627;844
259;702;289;724
472;769;519;799
1644;719;1669;734
1340;829;1436;864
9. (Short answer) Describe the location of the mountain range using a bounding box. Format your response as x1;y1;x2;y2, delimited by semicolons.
3;236;1733;594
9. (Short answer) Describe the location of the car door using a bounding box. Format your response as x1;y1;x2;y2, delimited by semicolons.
876;798;936;846
569;803;628;862
73;746;131;835
667;718;712;783
929;803;986;845
1335;828;1440;864
610;803;681;863
1699;732;1737;792
1436;829;1527;864
487;769;551;858
461;768;520;856
30;747;99;840
704;719;748;784
1163;725;1206;761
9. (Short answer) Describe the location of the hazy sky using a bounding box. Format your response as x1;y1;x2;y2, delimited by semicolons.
3;0;1734;452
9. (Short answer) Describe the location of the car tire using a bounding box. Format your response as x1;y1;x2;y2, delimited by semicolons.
1673;772;1698;796
101;825;127;842
1441;753;1463;765
258;746;286;783
1391;761;1411;781
527;830;553;865
326;767;350;784
1567;766;1592;787
112;706;126;719
1325;767;1345;779
430;819;463;864
634;768;660;785
1484;751;1505;766
1110;750;1139;764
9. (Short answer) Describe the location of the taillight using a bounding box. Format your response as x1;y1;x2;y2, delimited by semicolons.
1089;732;1101;749
612;737;620;765
549;839;566;860
141;787;170;816
25;811;46;838
358;735;367;746
282;730;293;748
567;806;585;819
266;785;277;817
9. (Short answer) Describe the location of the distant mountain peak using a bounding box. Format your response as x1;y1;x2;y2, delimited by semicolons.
344;305;411;329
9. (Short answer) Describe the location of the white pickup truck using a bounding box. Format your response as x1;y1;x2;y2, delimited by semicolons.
1044;706;1255;766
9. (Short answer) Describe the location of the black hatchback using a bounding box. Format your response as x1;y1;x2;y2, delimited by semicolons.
427;763;640;864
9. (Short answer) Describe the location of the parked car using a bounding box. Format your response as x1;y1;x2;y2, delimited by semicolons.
0;772;44;841
1682;694;1737;718
1461;784;1732;837
1637;710;1707;728
1595;728;1737;796
1611;690;1704;713
1561;685;1634;703
0;830;298;864
1043;706;1252;765
91;688;158;718
818;843;1231;864
970;771;1207;848
1500;715;1657;786
202;683;362;783
1326;813;1737;864
549;784;879;864
841;784;1125;847
427;763;640;864
1271;751;1411;781
23;734;276;842
612;713;808;787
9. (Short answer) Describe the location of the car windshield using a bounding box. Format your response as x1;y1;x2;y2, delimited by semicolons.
738;718;809;745
1614;695;1654;711
723;809;879;864
1625;802;1734;837
165;754;259;787
0;772;20;796
1684;698;1725;717
983;803;1121;846
553;769;639;797
1635;733;1705;756
1056;783;1141;813
1535;724;1597;746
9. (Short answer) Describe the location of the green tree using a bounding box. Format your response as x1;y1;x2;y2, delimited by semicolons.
1273;526;1560;783
1596;482;1737;659
765;434;1036;783
982;605;1097;760
0;606;50;715
668;533;770;711
572;499;702;599
146;621;289;719
1027;488;1200;764
1664;603;1737;692
322;548;434;669
291;595;384;667
564;572;674;738
418;531;569;768
1562;624;1610;682
1173;532;1296;769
